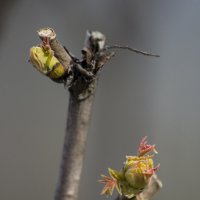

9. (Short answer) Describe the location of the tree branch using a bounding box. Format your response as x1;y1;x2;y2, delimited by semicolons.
54;91;96;200
34;28;161;200
37;28;110;200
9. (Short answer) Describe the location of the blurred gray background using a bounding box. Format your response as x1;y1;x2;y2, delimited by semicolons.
0;0;199;200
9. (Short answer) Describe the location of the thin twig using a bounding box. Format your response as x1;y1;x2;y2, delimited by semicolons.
104;45;160;57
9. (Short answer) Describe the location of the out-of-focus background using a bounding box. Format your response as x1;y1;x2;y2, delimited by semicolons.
0;0;199;200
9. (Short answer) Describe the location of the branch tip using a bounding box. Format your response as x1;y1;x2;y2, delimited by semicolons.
37;27;56;40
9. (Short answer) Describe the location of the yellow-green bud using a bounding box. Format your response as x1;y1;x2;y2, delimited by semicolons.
99;137;160;198
29;46;65;81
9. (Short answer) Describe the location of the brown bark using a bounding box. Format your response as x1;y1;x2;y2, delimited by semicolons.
54;83;96;200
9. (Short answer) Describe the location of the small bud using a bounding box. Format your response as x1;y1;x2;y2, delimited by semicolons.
29;46;65;82
99;137;160;198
